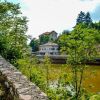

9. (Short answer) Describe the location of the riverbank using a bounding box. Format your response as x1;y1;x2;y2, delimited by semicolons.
18;61;100;93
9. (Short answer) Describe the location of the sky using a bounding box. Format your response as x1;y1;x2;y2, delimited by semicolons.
7;0;100;38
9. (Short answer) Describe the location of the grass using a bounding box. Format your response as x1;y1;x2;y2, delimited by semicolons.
37;64;100;93
17;58;100;93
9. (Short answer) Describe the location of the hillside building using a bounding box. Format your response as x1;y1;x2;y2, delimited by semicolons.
39;31;58;42
38;42;59;55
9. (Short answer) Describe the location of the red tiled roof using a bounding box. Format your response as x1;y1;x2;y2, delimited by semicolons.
39;31;57;36
43;32;50;35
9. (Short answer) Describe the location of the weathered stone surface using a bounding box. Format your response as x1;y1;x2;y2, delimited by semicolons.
0;56;48;100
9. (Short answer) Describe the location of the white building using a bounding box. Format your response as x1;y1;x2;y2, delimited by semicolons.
38;42;59;55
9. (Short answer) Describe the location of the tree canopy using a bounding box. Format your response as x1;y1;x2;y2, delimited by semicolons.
39;34;49;45
76;11;92;25
0;1;28;63
29;38;39;52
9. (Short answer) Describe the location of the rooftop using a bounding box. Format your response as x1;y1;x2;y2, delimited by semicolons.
39;31;57;36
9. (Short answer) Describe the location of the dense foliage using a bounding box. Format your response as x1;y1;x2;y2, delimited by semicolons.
76;11;92;25
29;38;39;52
0;1;100;99
39;34;49;44
17;56;100;100
0;1;28;63
17;10;100;99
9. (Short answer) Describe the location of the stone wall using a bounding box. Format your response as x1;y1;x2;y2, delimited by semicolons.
0;56;48;100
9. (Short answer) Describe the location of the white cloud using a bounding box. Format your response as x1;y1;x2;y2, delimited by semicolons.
20;0;100;38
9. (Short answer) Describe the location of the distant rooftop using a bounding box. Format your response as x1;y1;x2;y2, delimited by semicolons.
39;31;57;36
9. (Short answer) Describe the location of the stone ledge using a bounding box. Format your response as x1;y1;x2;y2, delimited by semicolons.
0;56;48;100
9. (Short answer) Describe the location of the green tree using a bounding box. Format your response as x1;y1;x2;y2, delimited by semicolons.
59;23;98;99
29;38;39;52
43;55;51;94
76;11;85;24
85;12;92;25
94;21;100;30
57;33;69;54
0;1;28;64
39;34;49;44
62;30;70;35
76;11;92;26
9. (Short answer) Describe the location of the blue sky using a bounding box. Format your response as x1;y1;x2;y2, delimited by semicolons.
91;4;100;21
7;0;100;38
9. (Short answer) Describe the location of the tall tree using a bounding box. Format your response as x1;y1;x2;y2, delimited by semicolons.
76;11;92;26
76;11;85;24
0;1;28;63
59;23;98;99
29;38;39;52
85;12;92;25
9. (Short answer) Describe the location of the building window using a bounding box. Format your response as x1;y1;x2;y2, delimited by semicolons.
51;48;55;50
50;52;53;55
40;52;45;55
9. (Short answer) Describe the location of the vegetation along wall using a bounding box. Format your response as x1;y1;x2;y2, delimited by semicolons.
0;56;48;100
